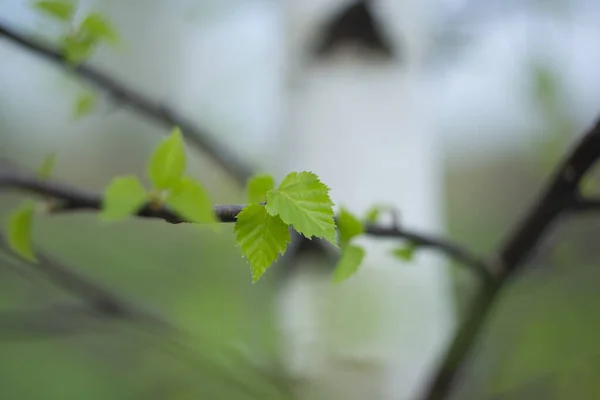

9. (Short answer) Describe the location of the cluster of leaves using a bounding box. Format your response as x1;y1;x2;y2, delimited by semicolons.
100;127;216;224
236;171;338;282
4;128;418;283
33;0;120;119
34;0;120;64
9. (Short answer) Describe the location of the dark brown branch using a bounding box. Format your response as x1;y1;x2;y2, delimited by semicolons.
0;167;491;281
0;167;241;224
0;20;253;184
422;117;600;400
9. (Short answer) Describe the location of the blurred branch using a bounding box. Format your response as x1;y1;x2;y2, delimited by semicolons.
0;20;253;184
571;195;600;211
0;238;295;397
0;166;491;281
423;117;600;400
0;304;122;340
0;231;170;328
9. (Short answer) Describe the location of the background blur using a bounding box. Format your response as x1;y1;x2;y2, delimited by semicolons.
2;0;600;399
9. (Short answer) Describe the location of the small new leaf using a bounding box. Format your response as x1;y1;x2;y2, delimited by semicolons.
33;0;75;22
73;91;96;119
337;207;363;247
332;244;365;283
37;152;56;179
148;127;187;190
392;243;417;262
100;175;148;221
246;174;274;203
165;177;215;224
6;201;37;262
364;205;381;223
234;204;290;283
80;13;120;46
265;171;336;245
61;33;96;65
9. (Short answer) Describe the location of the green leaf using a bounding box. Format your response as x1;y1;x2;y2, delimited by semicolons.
6;201;37;262
265;171;336;245
80;13;120;46
580;175;598;197
165;177;215;224
61;33;97;65
337;207;363;247
392;243;417;262
332;244;365;283
531;62;559;112
73;91;96;118
234;204;290;283
33;0;75;22
100;175;148;221
246;174;274;203
147;127;187;190
36;152;56;179
364;205;381;223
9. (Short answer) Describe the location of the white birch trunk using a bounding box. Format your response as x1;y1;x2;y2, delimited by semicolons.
275;1;456;399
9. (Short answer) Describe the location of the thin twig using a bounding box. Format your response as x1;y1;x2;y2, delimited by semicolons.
365;224;491;283
0;20;253;184
0;167;491;281
422;117;600;400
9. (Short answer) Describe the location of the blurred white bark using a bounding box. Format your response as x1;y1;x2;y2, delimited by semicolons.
276;1;456;398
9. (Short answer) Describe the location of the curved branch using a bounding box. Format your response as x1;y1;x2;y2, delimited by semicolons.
0;20;253;184
422;117;600;400
0;167;491;281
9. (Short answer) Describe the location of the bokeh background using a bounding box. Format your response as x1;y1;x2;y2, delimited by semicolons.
2;0;600;399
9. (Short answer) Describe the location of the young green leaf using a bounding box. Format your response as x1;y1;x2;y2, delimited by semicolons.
364;205;381;223
332;244;365;283
80;13;120;46
234;204;290;283
73;91;96;118
37;152;57;179
33;0;75;22
165;177;215;224
61;33;96;65
392;243;417;262
147;127;187;190
337;207;364;247
265;171;336;245
246;174;274;204
100;175;148;221
6;201;37;262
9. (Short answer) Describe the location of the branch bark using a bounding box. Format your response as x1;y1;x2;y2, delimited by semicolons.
0;165;491;282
